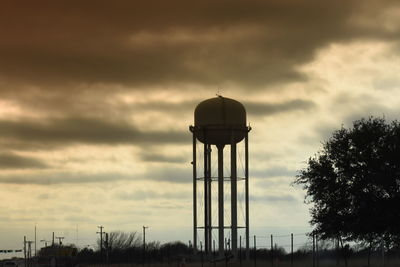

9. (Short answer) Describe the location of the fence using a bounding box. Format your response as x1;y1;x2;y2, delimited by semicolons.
193;233;400;267
19;232;398;267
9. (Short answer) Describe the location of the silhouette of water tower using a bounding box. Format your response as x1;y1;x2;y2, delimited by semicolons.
189;96;251;258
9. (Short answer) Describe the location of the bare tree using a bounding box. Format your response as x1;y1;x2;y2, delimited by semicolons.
97;231;141;251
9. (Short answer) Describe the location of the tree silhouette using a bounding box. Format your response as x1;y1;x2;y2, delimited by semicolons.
107;231;141;250
295;117;400;250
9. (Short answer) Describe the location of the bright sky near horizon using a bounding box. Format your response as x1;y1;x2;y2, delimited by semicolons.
1;0;400;258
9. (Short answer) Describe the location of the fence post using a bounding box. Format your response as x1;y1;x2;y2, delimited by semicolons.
271;234;274;267
336;237;339;266
200;241;203;267
254;235;256;267
239;235;242;267
381;238;385;267
167;245;170;265
312;233;315;267
316;234;319;267
291;233;293;267
213;240;216;267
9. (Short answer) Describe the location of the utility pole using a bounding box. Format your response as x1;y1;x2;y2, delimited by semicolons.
291;234;293;267
34;225;37;257
97;226;104;263
55;236;64;245
143;226;148;264
24;236;27;267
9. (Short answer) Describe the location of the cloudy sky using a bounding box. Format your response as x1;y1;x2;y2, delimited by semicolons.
1;0;400;255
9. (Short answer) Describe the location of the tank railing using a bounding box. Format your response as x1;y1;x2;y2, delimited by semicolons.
196;226;247;229
189;125;252;132
196;176;246;181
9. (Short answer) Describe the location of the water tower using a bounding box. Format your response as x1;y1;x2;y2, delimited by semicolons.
189;96;251;258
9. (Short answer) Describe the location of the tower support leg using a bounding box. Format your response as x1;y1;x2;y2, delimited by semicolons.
231;133;238;258
204;142;209;254
217;144;225;256
207;144;212;253
245;131;250;259
192;132;197;252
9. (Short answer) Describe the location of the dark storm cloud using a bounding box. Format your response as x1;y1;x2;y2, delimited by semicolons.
126;100;199;114
0;172;132;185
45;97;317;120
0;166;190;185
0;152;49;169
1;0;398;92
0;117;188;148
245;99;316;116
0;98;317;152
129;98;316;117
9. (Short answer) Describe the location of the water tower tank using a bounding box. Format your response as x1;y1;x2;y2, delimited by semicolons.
194;96;247;144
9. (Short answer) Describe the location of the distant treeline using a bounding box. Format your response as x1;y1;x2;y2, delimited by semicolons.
75;231;400;266
77;233;191;264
